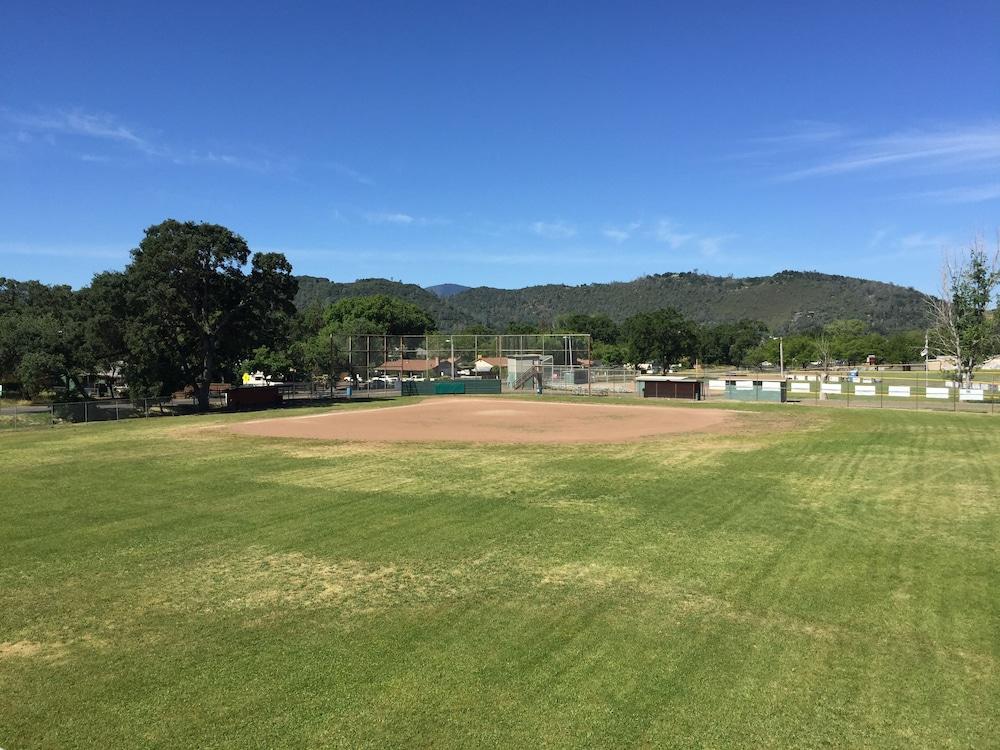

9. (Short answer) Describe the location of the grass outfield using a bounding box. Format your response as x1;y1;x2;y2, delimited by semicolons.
2;398;998;747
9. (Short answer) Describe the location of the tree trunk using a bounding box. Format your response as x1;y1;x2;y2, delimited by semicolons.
196;341;214;412
65;372;90;401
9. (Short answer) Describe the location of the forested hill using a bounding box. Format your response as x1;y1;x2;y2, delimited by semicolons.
295;271;930;333
426;283;472;298
294;276;470;329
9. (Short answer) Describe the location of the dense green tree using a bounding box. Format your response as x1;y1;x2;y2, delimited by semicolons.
592;341;628;367
76;271;129;387
122;220;297;410
554;313;619;343
823;320;875;364
323;294;435;335
882;331;924;364
0;278;89;398
504;321;543;335
456;324;496;335
699;320;768;365
621;308;697;367
239;346;294;382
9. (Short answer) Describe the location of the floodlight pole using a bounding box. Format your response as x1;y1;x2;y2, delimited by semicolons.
587;335;592;397
924;331;929;389
769;336;784;379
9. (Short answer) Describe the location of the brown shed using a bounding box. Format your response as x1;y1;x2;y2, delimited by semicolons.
225;385;284;409
636;376;702;400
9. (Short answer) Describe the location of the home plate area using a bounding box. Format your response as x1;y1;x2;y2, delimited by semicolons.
230;397;733;444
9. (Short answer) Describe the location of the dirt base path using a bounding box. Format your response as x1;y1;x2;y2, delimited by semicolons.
229;397;734;444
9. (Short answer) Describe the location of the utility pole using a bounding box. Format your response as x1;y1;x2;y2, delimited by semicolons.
770;336;785;379
923;331;929;389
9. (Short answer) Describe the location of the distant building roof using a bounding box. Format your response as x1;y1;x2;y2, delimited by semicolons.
636;375;699;382
378;357;439;372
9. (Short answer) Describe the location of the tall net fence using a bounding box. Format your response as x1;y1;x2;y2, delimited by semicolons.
328;333;595;393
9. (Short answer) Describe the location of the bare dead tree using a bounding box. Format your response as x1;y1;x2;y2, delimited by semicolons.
816;334;833;377
927;236;1000;386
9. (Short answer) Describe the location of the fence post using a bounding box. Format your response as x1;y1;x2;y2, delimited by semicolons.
84;401;89;424
12;403;16;431
49;404;54;427
115;400;120;421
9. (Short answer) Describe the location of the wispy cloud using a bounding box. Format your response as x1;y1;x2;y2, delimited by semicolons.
910;183;1000;204
330;161;375;186
1;106;286;173
602;221;641;243
0;240;127;260
530;220;577;239
3;108;151;149
364;211;449;227
752;120;848;147
648;218;735;257
774;123;1000;182
697;234;736;257
276;244;714;270
366;211;416;225
868;227;891;248
898;232;952;250
860;228;954;265
652;219;695;249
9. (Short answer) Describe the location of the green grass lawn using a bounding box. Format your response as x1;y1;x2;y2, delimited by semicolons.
2;398;998;748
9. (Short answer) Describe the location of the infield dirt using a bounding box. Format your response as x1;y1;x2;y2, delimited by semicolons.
228;397;734;444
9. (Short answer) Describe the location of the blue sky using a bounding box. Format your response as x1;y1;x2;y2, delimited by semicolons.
2;1;998;293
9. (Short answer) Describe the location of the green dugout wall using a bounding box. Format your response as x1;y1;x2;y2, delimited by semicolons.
401;380;502;396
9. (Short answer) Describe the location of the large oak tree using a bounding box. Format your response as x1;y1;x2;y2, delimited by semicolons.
123;220;297;410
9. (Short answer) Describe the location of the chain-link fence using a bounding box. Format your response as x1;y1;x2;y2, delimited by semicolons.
0;381;405;432
328;333;594;391
696;369;1000;414
1;397;182;431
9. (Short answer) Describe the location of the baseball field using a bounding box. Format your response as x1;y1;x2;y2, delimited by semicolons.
2;396;998;747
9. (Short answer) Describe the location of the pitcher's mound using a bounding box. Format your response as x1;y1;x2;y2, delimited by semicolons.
230;397;733;444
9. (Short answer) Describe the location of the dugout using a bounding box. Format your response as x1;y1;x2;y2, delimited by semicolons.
723;379;787;402
225;385;283;409
636;376;702;400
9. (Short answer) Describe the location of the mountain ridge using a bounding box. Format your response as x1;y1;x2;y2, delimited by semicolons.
426;283;472;298
294;270;930;333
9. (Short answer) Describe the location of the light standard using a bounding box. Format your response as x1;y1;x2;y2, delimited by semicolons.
445;338;455;378
770;336;785;379
922;331;929;389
